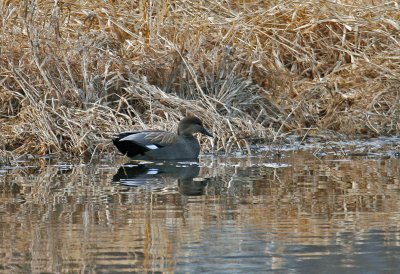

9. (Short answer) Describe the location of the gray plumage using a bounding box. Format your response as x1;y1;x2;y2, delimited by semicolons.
112;117;213;160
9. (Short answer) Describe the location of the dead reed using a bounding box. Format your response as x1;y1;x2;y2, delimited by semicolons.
0;0;399;158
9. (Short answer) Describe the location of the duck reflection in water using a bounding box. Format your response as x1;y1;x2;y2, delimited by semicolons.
113;161;208;196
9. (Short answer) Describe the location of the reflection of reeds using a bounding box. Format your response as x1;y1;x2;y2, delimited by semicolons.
1;1;399;156
1;154;400;272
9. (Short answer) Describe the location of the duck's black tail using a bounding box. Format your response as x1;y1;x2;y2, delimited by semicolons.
112;133;148;158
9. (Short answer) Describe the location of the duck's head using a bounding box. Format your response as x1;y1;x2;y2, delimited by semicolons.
177;116;213;137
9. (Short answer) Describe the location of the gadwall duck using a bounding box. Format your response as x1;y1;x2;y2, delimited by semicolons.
112;116;213;160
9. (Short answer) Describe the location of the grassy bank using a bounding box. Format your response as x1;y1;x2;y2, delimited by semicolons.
1;0;399;158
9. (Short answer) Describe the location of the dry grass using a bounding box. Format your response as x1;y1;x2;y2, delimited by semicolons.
0;0;399;158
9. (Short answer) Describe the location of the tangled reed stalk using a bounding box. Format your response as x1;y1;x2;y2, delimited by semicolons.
0;0;399;158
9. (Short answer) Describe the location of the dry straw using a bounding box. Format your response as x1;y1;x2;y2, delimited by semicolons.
0;0;399;158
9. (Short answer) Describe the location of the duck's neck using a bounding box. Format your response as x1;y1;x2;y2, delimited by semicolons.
179;132;195;138
177;128;194;138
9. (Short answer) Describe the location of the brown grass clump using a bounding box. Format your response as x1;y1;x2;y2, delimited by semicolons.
0;0;399;158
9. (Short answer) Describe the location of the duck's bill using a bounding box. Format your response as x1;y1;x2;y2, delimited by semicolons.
201;128;213;137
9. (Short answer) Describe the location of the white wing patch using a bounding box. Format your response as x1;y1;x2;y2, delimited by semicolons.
147;169;159;175
146;145;159;150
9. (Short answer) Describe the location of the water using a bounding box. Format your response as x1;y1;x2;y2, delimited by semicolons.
1;140;400;273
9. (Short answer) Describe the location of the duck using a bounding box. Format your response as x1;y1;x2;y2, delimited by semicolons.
112;116;213;160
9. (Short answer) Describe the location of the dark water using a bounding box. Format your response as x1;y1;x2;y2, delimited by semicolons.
1;139;400;273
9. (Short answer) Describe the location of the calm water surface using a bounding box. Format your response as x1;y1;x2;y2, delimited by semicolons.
1;140;400;273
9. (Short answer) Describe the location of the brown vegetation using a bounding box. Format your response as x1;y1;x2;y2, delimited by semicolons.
0;0;399;158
